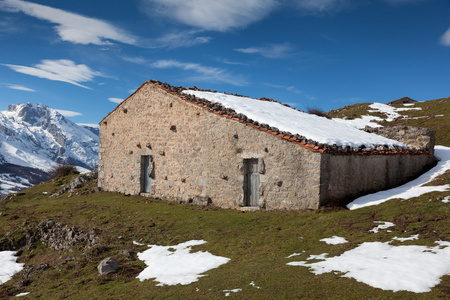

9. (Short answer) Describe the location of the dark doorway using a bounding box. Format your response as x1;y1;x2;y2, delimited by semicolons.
244;159;259;207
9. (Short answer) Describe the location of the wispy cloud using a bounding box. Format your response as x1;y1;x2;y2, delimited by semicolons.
235;43;294;59
3;59;103;89
108;97;123;104
266;83;316;100
142;0;277;31
144;31;212;48
0;0;137;45
292;0;351;13
55;109;82;117
440;28;450;46
4;83;35;92
151;59;247;86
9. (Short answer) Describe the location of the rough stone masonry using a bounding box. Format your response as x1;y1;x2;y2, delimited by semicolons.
98;80;436;210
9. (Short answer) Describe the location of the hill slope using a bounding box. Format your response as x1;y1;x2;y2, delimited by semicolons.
327;96;450;146
0;98;448;298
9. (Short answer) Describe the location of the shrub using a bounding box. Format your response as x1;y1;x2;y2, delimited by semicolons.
306;106;330;119
49;163;79;179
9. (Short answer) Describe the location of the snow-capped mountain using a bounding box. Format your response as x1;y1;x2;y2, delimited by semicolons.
0;103;98;195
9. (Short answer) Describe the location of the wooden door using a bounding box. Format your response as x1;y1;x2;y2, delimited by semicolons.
141;156;151;193
244;159;259;207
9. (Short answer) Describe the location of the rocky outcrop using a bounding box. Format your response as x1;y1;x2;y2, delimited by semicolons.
50;171;99;197
36;220;100;251
364;126;435;153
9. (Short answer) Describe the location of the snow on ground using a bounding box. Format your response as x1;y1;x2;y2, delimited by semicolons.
249;281;261;289
392;234;419;242
136;240;230;286
348;145;450;210
183;91;405;148
320;236;348;245
286;251;305;258
368;103;421;121
15;292;30;297
443;196;450;203
0;251;24;284
287;241;450;293
223;288;242;296
332;102;421;129
369;221;395;233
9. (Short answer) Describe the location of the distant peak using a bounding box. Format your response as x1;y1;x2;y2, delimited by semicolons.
387;97;417;106
6;103;58;125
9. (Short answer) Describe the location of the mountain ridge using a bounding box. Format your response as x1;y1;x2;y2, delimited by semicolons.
0;103;99;195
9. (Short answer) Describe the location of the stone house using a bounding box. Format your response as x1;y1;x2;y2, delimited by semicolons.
98;80;436;210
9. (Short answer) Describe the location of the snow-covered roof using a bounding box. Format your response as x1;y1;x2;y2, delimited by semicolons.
104;80;435;155
182;90;405;149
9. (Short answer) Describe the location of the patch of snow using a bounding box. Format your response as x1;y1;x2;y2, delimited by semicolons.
370;221;395;233
133;241;145;246
136;240;230;286
182;91;405;148
392;234;419;242
369;103;421;122
307;253;328;260
249;281;261;289
332;102;421;129
403;103;415;107
348;145;450;209
442;196;450;203
332;115;383;129
286;251;304;258
15;292;30;297
223;288;242;296
0;251;24;284
320;236;348;245
287;241;450;293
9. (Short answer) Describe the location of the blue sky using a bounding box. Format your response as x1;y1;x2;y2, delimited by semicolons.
0;0;449;125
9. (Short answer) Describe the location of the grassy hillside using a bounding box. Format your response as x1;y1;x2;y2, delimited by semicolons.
327;97;450;146
1;98;449;299
0;172;449;299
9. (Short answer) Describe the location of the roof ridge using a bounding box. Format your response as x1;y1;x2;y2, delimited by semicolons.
149;80;430;156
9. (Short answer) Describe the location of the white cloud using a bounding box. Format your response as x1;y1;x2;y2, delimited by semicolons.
440;28;450;46
3;59;102;89
145;31;212;48
5;84;35;92
235;43;293;59
55;109;82;117
293;0;350;13
0;0;137;45
108;98;123;104
77;123;99;128
143;0;277;31
151;59;247;86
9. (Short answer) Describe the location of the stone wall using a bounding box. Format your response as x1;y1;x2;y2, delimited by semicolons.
319;152;436;206
202;112;322;210
99;84;208;200
99;83;322;210
364;126;435;153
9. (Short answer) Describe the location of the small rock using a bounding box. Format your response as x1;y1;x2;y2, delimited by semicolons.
120;249;135;257
97;257;119;275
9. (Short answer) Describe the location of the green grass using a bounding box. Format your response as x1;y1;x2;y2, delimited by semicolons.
0;175;449;299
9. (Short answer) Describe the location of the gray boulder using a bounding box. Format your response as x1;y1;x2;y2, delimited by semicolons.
97;257;118;275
